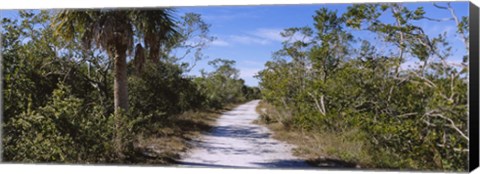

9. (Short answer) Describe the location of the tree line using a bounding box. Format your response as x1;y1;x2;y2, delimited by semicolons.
256;3;468;171
2;10;260;163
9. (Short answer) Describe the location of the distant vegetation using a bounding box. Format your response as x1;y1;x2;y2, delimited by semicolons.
2;10;260;163
256;3;468;171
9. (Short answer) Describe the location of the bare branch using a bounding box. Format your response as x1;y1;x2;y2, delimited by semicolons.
445;3;469;50
409;71;437;88
422;16;454;22
307;91;326;116
433;3;448;10
424;112;469;141
396;112;418;118
436;143;469;152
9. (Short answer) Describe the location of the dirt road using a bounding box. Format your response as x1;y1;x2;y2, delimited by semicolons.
178;100;312;169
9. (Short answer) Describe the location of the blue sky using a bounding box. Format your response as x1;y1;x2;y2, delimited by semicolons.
174;2;469;86
176;4;341;86
1;2;470;86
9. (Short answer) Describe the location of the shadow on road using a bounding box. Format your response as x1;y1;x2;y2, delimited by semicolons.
178;160;313;169
177;161;251;169
306;157;359;169
250;159;314;169
178;158;360;170
208;125;271;139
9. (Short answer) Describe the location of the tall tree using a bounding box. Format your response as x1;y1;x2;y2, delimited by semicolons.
52;9;178;157
52;9;178;112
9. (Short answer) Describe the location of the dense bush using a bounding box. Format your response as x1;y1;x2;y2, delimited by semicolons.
257;3;468;171
4;83;116;162
194;58;256;109
129;61;205;117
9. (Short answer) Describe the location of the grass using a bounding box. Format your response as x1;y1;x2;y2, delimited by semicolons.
132;103;239;164
255;100;372;169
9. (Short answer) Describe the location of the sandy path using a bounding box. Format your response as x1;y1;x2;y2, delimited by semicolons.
178;100;312;169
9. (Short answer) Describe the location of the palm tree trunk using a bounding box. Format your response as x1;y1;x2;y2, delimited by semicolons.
134;43;145;74
114;51;129;112
113;49;129;159
149;46;160;63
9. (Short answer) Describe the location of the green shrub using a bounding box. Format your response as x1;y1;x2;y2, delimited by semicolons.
3;83;116;162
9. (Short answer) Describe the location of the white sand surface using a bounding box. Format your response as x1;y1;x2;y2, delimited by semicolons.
178;100;312;169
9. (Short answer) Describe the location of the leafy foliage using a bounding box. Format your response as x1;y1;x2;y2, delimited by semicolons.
257;3;468;171
2;10;255;163
194;58;258;108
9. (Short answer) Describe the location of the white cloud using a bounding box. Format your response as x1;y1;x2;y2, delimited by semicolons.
238;67;262;87
240;68;261;78
240;68;262;87
252;28;284;42
229;35;270;45
202;10;259;22
254;28;314;43
224;28;285;46
212;27;312;47
242;60;264;66
211;39;230;46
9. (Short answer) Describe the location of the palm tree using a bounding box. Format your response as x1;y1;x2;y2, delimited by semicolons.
53;9;177;112
131;9;179;63
52;9;178;158
53;10;133;113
